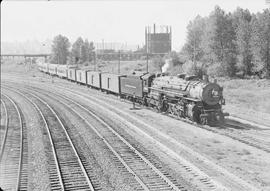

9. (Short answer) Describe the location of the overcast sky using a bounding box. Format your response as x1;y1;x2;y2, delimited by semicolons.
1;0;269;51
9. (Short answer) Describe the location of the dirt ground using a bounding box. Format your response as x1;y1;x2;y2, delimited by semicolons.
1;60;270;190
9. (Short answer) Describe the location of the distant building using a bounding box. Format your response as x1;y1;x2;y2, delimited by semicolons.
145;24;172;54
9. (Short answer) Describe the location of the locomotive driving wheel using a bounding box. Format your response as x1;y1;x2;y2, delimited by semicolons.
217;112;225;124
192;106;201;124
177;109;182;119
162;100;169;112
167;104;174;115
200;116;208;125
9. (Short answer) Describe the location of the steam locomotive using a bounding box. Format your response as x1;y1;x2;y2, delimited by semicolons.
146;74;228;125
38;62;228;125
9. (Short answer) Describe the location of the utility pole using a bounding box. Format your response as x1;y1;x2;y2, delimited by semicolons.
57;53;59;65
102;39;104;60
94;52;97;71
193;40;196;67
146;52;149;73
118;50;121;74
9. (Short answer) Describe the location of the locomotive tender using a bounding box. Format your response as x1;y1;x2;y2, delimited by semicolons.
37;62;228;125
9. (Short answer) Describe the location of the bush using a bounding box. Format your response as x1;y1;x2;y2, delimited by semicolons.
207;62;227;77
182;60;206;78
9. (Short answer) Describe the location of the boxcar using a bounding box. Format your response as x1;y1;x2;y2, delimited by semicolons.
120;72;155;100
67;68;77;82
38;62;48;73
76;69;89;84
86;71;102;89
101;73;126;94
48;64;58;75
57;65;68;78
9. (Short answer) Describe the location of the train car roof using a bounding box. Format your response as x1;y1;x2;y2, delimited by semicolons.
76;68;92;72
86;70;102;73
141;73;155;79
101;72;126;77
125;71;155;80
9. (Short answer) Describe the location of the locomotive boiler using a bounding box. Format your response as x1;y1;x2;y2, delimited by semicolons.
147;74;228;124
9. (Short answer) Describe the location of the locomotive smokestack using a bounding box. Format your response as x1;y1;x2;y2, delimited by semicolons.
203;75;209;83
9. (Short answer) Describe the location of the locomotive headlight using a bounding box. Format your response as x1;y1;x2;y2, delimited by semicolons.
211;89;219;98
221;98;226;105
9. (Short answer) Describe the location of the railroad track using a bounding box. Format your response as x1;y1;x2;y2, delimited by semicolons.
4;85;194;191
0;99;8;159
0;94;28;191
40;82;270;154
18;85;223;191
74;85;270;154
3;82;267;190
4;79;270;155
219;122;270;153
4;88;99;191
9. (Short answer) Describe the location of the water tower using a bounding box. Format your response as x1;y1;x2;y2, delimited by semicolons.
145;24;172;55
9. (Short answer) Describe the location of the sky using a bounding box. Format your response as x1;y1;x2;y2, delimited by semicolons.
1;0;269;51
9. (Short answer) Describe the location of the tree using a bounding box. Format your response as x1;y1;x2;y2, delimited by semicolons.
71;37;84;64
167;51;183;66
51;34;70;65
182;15;206;62
201;6;237;76
232;8;253;76
71;37;95;65
81;39;95;63
251;9;270;78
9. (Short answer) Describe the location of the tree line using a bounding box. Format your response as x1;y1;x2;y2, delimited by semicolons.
181;6;270;78
50;35;95;65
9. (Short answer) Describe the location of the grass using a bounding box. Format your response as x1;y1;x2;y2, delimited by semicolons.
2;58;269;125
219;78;270;114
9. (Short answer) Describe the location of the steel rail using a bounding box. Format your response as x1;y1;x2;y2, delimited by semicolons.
8;89;66;190
13;89;95;191
41;92;151;190
37;82;270;154
61;95;182;191
1;94;24;191
6;82;265;190
24;86;182;191
0;98;9;161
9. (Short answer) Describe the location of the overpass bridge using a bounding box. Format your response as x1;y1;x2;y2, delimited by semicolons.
1;54;50;62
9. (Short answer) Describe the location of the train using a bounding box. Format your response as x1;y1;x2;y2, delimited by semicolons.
37;62;228;125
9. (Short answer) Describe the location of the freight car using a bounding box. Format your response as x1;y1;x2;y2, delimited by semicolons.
67;67;78;82
120;72;155;104
37;62;48;73
147;74;228;124
86;71;102;89
48;64;58;75
101;73;125;94
57;65;68;78
76;69;90;85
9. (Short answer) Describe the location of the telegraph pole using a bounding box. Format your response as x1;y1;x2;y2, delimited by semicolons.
118;50;121;74
146;52;149;73
94;52;97;71
193;40;196;66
